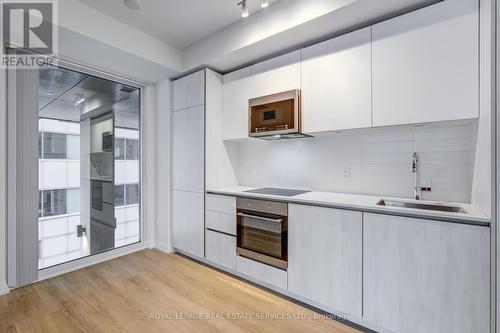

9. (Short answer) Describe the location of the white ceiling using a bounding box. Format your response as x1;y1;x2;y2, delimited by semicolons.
77;0;280;50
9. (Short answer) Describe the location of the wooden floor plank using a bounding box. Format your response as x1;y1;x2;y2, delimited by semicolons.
0;249;361;333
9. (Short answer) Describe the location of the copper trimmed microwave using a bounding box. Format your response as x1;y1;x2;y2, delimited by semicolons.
248;89;311;140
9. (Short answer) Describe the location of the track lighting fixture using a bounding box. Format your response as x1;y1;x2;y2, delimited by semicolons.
238;0;249;18
238;0;270;18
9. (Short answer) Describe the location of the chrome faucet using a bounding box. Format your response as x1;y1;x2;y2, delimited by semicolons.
412;152;431;200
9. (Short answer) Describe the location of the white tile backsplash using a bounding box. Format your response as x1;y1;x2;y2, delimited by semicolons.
228;122;477;203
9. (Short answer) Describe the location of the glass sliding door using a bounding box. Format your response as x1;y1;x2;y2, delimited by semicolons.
38;65;140;269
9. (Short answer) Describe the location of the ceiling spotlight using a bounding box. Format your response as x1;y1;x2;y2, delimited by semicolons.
261;0;269;8
123;0;140;10
238;0;249;18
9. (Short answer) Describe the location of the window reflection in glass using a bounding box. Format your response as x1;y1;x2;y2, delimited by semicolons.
126;139;139;160
42;132;67;159
115;138;125;160
126;184;140;205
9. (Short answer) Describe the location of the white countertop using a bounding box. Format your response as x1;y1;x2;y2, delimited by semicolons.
207;186;490;226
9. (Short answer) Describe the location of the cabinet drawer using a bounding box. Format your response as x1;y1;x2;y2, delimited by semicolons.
205;229;236;271
206;194;236;214
236;256;287;290
206;210;236;236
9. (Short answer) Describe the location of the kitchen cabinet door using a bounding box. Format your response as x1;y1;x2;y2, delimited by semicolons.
222;66;252;140
172;70;205;111
288;204;362;317
205;229;236;271
363;213;489;333
172;190;204;258
301;28;372;133
172;105;204;192
250;50;300;99
372;0;478;126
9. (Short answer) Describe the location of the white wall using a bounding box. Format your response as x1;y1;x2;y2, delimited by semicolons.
471;0;493;217
142;86;157;247
154;79;172;252
227;122;477;203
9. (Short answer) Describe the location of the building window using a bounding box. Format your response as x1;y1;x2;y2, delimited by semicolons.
126;139;139;160
115;138;139;160
39;188;80;218
114;184;125;206
126;184;140;205
115;138;125;160
115;183;139;207
40;189;67;217
41;132;67;159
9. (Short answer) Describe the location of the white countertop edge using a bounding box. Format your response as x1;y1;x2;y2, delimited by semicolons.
206;187;491;226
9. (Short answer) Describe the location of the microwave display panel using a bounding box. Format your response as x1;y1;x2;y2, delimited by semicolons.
263;110;276;120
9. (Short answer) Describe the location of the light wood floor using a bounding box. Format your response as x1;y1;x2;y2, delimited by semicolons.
0;249;362;333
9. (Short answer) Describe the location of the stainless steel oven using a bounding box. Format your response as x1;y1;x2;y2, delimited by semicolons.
236;198;288;270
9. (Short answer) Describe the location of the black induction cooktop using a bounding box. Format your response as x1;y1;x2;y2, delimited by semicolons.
243;187;310;197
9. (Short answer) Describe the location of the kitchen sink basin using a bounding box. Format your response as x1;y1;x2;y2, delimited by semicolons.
377;199;466;214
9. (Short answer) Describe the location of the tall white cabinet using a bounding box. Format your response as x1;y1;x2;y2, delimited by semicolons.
372;0;479;126
172;70;205;258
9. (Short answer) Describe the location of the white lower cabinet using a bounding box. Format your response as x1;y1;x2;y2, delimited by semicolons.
363;213;490;333
205;229;236;271
236;256;288;290
288;204;363;317
205;210;236;236
172;190;204;258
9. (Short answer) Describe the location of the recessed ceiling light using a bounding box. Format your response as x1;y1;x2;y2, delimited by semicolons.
124;0;140;10
261;0;269;8
74;93;85;106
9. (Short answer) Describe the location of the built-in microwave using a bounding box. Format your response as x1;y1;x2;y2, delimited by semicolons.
248;89;311;140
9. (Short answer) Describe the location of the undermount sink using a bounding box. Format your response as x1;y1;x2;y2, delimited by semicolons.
377;199;467;214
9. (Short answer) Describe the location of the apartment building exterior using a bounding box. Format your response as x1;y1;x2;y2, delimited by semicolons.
38;118;140;269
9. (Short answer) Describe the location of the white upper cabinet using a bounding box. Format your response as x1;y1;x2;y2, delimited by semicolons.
250;50;301;99
222;66;252;140
173;70;205;111
372;0;479;126
301;28;372;133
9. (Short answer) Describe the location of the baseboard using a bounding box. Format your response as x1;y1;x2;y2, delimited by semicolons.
155;240;174;254
0;281;9;296
176;252;389;333
146;239;156;249
38;242;148;282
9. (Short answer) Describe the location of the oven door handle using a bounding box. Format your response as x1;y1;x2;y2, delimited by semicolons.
237;212;283;224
